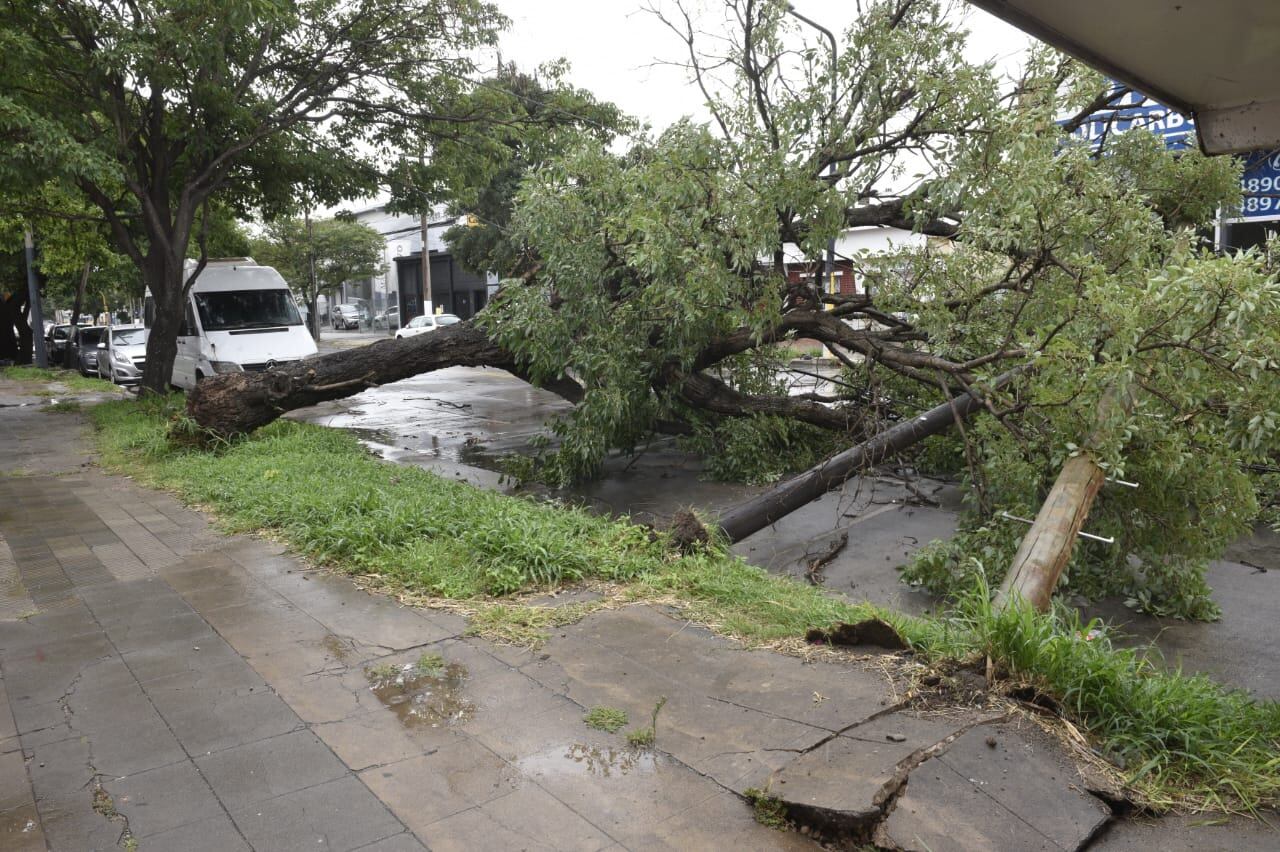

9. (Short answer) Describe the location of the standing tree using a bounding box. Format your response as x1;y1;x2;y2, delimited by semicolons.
250;216;385;333
1;0;505;392
190;0;1280;617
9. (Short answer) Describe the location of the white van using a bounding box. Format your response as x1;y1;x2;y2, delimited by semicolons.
146;258;317;390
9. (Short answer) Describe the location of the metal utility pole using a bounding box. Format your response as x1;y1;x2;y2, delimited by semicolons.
786;4;838;297
305;207;320;340
418;152;434;317
24;227;48;368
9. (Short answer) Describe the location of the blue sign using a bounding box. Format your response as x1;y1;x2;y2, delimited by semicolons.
1066;88;1195;151
1233;150;1280;222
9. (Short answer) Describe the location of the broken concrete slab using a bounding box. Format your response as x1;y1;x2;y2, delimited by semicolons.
877;721;1111;852
769;711;968;832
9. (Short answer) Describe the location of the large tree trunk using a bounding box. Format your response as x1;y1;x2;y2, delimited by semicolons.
140;249;190;394
715;369;1022;543
65;262;91;368
0;293;21;363
188;321;511;435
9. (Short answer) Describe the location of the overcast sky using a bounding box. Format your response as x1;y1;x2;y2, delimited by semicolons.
491;0;1032;133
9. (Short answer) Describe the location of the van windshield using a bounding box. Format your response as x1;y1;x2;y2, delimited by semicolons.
194;290;302;331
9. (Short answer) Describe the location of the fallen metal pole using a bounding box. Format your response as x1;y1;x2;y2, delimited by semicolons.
716;368;1022;544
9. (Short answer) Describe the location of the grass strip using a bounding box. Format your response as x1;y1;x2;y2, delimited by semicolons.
2;365;117;393
88;395;1280;811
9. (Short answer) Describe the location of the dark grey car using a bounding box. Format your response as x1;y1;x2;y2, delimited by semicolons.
68;326;106;375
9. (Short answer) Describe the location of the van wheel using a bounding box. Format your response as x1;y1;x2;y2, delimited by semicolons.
195;370;205;383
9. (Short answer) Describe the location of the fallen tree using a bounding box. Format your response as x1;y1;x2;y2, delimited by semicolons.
191;1;1280;618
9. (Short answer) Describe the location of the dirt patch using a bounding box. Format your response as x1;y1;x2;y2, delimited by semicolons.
805;617;908;651
668;509;710;552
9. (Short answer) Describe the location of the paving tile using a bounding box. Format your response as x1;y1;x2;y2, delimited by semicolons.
351;832;429;851
141;813;251;852
161;687;301;756
101;610;216;655
29;791;123;852
121;633;245;683
0;602;100;650
102;760;224;838
56;677;188;777
0;801;46;851
0;750;32;813
272;670;372;724
197;729;349;812
421;784;614;852
358;738;519;831
230;775;404;852
284;583;454;651
313;709;461;772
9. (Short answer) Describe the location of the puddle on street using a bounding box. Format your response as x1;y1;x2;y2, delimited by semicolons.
519;743;660;779
366;661;475;728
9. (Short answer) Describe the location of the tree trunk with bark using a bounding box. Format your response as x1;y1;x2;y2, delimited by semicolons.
187;321;511;435
65;262;91;368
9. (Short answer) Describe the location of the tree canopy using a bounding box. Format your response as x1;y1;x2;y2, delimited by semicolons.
250;216;385;311
474;0;1276;618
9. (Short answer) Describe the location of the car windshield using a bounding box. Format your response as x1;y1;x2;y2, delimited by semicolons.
53;326;70;340
408;316;429;328
195;290;302;331
78;328;104;345
435;315;461;326
112;328;148;346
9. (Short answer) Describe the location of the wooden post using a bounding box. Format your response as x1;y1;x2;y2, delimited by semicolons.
994;454;1106;612
995;383;1132;612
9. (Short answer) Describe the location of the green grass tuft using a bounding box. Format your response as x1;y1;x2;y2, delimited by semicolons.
582;706;628;733
86;399;1280;812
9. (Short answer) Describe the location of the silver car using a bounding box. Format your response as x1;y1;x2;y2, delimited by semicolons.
98;326;149;384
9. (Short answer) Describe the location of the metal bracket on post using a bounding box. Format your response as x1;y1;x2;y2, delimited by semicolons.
998;511;1115;545
1104;476;1139;489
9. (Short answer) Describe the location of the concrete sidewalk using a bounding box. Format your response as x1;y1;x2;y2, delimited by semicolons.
1;377;1276;851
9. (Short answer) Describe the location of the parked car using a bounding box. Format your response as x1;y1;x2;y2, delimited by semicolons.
331;304;361;330
395;313;461;339
45;324;73;363
374;307;400;329
68;326;105;375
97;326;149;384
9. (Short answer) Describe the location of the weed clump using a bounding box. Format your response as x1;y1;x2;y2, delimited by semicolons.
582;706;628;733
743;787;789;829
625;696;667;749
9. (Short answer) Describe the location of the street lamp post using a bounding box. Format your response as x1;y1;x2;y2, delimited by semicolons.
24;227;49;368
786;4;838;298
